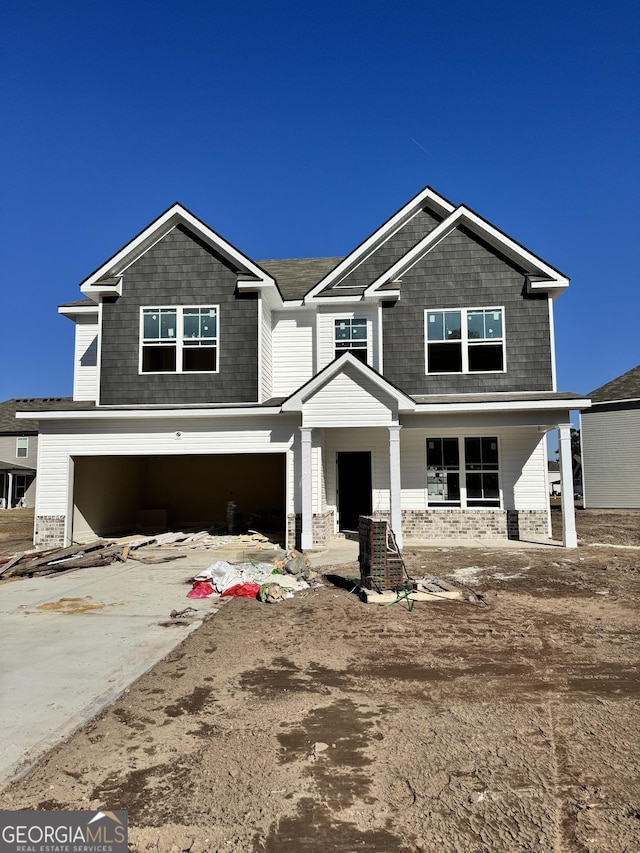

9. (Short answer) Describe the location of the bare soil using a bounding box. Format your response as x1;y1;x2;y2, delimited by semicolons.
2;509;640;852
0;507;35;556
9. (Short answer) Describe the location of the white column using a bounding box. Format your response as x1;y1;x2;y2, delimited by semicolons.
389;425;403;549
558;423;577;548
300;427;313;551
7;472;13;510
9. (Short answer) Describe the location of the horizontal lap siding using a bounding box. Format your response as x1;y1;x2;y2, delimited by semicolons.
303;371;396;427
323;428;391;514
272;311;314;396
582;409;640;507
35;417;297;516
261;299;273;401
73;319;99;402
317;305;379;370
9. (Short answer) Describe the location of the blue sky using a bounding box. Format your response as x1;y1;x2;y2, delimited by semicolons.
1;0;639;407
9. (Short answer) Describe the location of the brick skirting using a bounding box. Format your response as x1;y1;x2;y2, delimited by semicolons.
34;515;66;548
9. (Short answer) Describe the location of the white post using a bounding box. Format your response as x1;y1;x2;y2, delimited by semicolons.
7;472;13;510
558;423;577;548
389;425;403;549
300;427;313;551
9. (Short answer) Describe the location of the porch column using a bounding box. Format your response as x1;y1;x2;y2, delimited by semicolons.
7;472;13;510
300;427;313;551
388;425;403;550
558;423;577;548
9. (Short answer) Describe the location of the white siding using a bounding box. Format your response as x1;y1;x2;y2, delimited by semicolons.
35;415;298;517
582;408;640;508
260;298;273;401
73;318;99;402
272;310;314;396
398;425;547;511
317;305;379;371
323;428;391;516
303;371;397;428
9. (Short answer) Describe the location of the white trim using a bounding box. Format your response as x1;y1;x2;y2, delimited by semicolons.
80;203;279;303
377;303;384;374
414;398;591;414
17;406;284;421
138;305;220;375
586;396;640;407
58;305;99;318
281;352;416;413
304;187;455;300
558;423;577;547
364;206;569;299
548;296;557;392
425;434;502;510
257;294;263;402
300;427;313;550
424;306;506;376
97;300;104;405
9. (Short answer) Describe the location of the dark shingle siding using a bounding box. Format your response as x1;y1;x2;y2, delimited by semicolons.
100;226;258;405
381;226;554;395
321;206;443;293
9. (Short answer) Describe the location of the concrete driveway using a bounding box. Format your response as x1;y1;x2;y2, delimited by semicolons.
0;536;361;790
0;549;229;790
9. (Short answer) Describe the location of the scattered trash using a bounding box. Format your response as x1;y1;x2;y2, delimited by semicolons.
170;607;198;619
188;557;310;602
220;582;261;599
187;581;216;599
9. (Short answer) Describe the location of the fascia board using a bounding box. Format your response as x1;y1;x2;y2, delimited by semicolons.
80;203;275;293
282;354;416;412
303;187;455;302
58;305;99;318
365;206;569;296
16;406;285;421
413;397;592;414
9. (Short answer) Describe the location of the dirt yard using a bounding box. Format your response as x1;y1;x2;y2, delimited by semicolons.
2;509;640;852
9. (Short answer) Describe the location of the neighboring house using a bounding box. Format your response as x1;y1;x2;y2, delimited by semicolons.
18;187;589;550
0;398;54;508
582;364;640;508
547;460;561;496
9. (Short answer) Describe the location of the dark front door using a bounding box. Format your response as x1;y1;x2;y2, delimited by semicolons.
337;451;372;532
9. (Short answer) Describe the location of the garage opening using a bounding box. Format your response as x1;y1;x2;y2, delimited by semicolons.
72;454;286;544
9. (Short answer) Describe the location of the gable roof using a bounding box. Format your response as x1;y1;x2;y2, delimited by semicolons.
281;352;415;413
80;202;281;306
257;258;343;302
589;364;640;403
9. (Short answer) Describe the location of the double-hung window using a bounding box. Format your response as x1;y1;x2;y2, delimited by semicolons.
141;306;218;373
16;437;28;459
334;318;368;363
426;436;501;508
426;307;504;374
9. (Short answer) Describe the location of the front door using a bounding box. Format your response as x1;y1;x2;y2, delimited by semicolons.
337;451;372;532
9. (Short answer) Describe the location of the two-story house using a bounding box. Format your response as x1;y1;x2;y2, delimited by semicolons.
20;187;589;550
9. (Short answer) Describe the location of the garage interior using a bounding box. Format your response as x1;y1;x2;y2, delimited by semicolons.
72;453;286;543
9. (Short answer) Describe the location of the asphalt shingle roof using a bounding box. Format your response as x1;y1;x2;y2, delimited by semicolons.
258;257;344;300
0;397;81;432
589;365;640;403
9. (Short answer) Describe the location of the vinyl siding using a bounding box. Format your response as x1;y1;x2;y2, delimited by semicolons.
260;298;273;401
317;305;379;370
382;225;553;395
582;408;640;508
323;428;391;515
73;317;99;402
303;370;398;428
272;310;314;396
35;416;298;517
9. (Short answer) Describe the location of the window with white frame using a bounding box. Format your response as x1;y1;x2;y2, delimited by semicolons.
141;306;218;373
425;307;504;373
334;318;368;363
426;436;500;508
16;437;28;459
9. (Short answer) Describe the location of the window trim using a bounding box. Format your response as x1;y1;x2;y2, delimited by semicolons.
334;317;369;363
16;437;28;459
424;306;506;375
426;435;502;509
139;305;220;375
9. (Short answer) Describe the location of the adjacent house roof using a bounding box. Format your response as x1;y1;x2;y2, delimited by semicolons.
0;397;77;432
589;365;640;403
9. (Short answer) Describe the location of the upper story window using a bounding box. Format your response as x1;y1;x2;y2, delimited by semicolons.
335;318;368;364
16;437;28;459
425;307;504;374
141;306;218;373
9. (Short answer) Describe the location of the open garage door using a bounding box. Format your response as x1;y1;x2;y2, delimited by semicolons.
72;453;286;544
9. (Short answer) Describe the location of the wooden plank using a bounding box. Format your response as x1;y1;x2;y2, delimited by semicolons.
360;587;463;604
